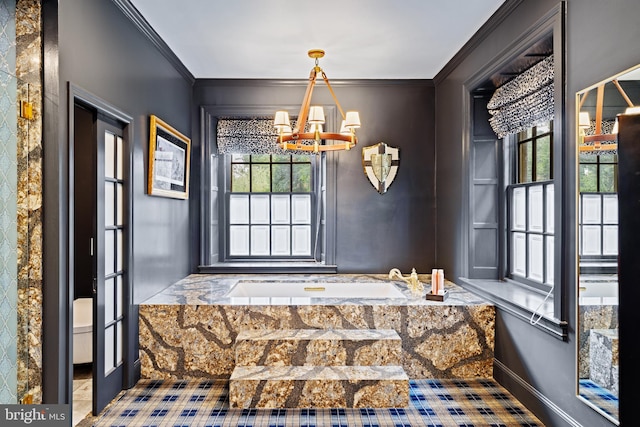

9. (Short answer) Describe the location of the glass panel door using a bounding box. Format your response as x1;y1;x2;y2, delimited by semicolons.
93;117;127;414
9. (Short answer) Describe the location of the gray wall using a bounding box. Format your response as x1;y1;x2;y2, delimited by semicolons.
435;0;640;425
57;0;193;303
193;80;436;273
44;0;640;422
43;0;193;402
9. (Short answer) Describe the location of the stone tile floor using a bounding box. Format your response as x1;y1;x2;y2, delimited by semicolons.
73;364;93;426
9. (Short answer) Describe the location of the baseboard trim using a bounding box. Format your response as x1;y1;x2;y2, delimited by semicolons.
130;358;141;389
494;359;582;427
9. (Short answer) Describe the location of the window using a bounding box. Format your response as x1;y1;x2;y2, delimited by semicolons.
516;122;553;183
578;152;618;193
226;153;316;259
578;152;618;267
461;6;566;338
202;110;337;271
508;121;554;290
578;193;618;260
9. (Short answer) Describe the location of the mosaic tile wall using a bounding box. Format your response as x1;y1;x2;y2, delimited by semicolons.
0;0;42;404
0;0;17;404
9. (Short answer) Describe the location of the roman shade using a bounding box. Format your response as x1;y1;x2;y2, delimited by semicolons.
216;118;312;155
488;55;555;138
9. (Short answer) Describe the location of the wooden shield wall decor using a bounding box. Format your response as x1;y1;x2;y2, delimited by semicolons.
362;142;399;194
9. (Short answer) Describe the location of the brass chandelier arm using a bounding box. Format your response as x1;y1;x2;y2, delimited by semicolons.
293;68;319;135
612;79;635;107
293;68;348;136
578;89;590;110
579;80;635;128
320;71;346;120
595;85;604;135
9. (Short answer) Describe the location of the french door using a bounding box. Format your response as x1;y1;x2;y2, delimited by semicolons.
93;115;129;414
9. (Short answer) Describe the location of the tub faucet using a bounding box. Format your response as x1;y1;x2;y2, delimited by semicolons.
388;268;424;295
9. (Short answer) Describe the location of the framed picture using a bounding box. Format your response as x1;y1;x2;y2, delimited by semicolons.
147;115;191;199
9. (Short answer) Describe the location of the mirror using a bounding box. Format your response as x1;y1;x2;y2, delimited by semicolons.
576;65;640;424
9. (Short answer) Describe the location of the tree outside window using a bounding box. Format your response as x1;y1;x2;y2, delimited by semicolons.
231;154;311;193
578;152;617;193
517;121;553;184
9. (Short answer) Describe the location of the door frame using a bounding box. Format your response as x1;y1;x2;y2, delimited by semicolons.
67;83;138;407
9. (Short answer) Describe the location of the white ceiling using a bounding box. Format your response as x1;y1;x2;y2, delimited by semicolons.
129;0;506;79
618;67;640;81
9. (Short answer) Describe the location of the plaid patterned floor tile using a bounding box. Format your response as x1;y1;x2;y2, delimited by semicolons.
578;379;618;421
90;379;544;427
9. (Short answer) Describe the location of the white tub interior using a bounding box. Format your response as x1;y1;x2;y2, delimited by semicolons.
579;276;618;305
225;281;407;299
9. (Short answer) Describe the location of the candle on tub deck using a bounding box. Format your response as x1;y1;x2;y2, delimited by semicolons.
431;269;438;295
437;269;444;295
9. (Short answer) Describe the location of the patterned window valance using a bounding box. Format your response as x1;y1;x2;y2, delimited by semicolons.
216;118;313;155
488;55;555;138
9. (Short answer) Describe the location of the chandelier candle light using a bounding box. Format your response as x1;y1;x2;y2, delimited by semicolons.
274;49;361;153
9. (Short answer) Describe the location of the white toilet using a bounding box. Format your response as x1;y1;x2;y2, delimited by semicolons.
73;298;93;364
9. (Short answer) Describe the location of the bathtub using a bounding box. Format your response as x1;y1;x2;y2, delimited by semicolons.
139;273;496;380
579;276;618;306
226;281;407;299
577;275;618;379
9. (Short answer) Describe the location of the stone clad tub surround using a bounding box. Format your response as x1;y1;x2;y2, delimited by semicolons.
577;276;619;419
230;328;409;408
139;274;495;390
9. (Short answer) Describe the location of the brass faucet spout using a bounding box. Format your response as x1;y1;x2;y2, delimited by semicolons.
388;267;423;295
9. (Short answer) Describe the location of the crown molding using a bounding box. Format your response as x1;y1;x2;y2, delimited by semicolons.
193;78;434;88
434;0;525;85
111;0;194;84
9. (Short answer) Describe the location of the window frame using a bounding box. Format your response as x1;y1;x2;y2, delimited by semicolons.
459;3;567;339
198;104;339;271
229;153;314;194
224;153;317;260
516;122;554;184
506;123;555;292
578;152;618;193
506;181;554;292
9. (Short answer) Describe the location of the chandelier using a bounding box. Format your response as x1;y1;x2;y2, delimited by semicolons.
578;79;640;153
274;49;361;153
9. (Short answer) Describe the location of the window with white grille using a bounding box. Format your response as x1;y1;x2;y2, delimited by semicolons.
508;122;554;289
226;154;315;259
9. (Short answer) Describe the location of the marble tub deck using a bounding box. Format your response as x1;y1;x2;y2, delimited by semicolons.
139;274;495;381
